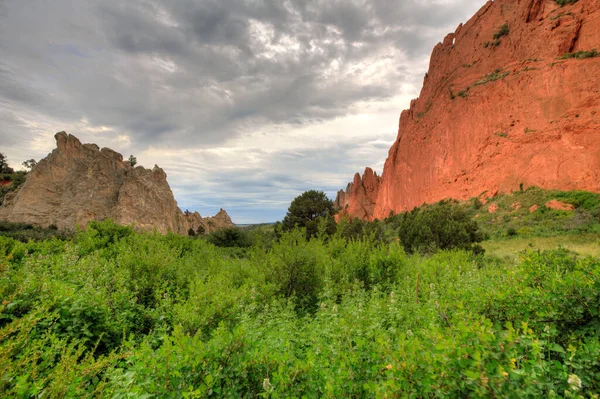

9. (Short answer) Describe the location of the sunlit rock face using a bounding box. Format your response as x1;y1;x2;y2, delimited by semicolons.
338;0;600;220
0;132;234;234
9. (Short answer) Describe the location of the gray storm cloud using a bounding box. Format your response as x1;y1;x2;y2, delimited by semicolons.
0;0;485;223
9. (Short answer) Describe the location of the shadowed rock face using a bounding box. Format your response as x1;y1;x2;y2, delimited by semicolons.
0;132;234;234
337;0;600;220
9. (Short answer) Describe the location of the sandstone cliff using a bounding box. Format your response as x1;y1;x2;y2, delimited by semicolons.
337;0;600;220
0;132;234;234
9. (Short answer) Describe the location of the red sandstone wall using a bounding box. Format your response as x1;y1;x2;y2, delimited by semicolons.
337;0;600;220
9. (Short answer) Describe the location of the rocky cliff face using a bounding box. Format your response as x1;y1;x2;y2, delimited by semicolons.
0;132;234;234
337;0;600;220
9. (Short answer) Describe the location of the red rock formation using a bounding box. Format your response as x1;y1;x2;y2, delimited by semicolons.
335;167;381;220
338;0;600;220
545;199;575;211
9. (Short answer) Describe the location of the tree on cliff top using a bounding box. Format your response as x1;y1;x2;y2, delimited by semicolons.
22;159;37;171
128;155;138;166
282;190;336;239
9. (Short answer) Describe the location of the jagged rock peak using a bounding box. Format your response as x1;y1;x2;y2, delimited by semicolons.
205;208;235;230
335;167;381;221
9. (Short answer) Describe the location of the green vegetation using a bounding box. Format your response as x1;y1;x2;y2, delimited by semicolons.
560;49;599;60
452;69;510;101
336;217;387;244
0;153;14;174
551;12;575;21
128;154;137;166
482;40;501;49
21;159;37;171
416;101;433;119
389;200;484;255
0;171;27;204
282;190;336;239
465;187;600;240
483;23;509;49
555;0;579;6
457;87;470;98
493;23;510;40
0;221;72;242
474;70;510;86
1;188;600;397
483;233;599;262
1;218;600;397
0;153;33;204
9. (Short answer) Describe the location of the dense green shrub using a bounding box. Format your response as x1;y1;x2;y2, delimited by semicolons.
0;221;73;242
206;227;253;248
74;219;133;256
336;217;387;244
395;200;484;254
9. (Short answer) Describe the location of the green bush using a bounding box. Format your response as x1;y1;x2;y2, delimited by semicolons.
0;221;73;242
206;227;253;248
555;190;600;210
336;218;387;244
396;200;484;254
493;23;510;40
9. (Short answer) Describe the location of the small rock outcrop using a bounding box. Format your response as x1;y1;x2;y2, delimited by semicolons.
205;209;235;230
0;132;234;235
338;0;600;220
545;199;575;211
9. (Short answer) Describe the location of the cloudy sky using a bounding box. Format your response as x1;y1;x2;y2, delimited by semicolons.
0;0;485;223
